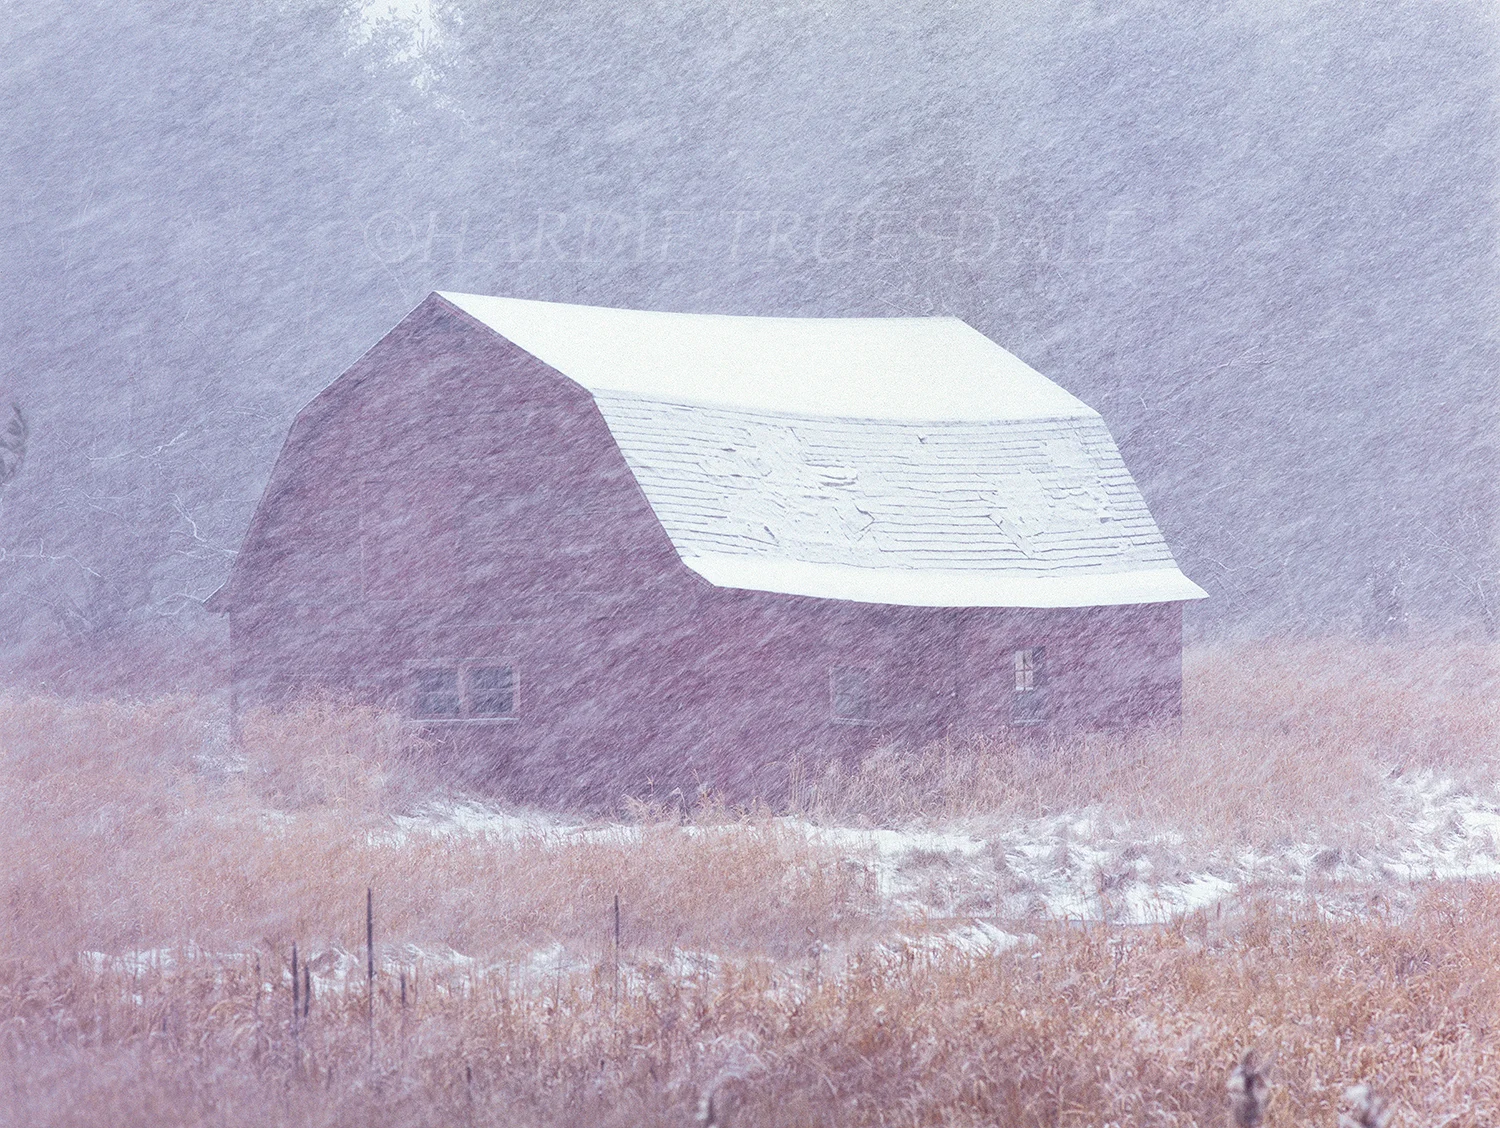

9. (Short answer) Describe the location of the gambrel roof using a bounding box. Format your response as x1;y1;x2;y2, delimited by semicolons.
439;292;1206;609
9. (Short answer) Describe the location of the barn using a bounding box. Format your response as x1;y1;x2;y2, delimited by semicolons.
207;292;1205;802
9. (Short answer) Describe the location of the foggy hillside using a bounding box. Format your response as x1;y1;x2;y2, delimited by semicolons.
1;0;1495;688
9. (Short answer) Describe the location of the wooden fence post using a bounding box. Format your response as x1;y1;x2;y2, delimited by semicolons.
367;887;375;1065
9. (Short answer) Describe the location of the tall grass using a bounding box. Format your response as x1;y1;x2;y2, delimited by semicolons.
0;638;1495;1125
0;695;877;965
3;886;1497;1126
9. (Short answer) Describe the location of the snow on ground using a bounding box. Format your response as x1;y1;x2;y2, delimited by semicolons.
842;768;1500;925
79;769;1500;1003
884;921;1034;960
381;801;642;847
383;767;1500;929
157;765;1486;995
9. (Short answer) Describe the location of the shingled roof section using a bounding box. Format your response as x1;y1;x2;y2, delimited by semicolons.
438;292;1206;609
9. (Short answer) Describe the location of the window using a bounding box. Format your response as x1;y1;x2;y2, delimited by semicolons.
468;665;515;717
830;666;874;723
413;667;462;718
1014;647;1045;692
1012;647;1048;726
411;663;517;720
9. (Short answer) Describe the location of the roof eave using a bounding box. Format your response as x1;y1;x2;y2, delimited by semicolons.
678;555;1208;608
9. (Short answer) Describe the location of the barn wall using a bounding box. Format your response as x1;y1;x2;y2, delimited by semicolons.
667;595;1183;798
225;296;1186;806
950;601;1183;734
242;589;1183;805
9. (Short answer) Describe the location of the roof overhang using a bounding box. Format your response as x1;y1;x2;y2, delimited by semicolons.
681;553;1208;608
202;583;231;613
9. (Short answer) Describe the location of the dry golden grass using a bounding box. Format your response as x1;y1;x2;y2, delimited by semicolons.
0;638;1496;1126
0;698;874;965
809;638;1500;847
3;887;1498;1127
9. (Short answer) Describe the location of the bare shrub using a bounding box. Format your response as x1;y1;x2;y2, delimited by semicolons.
1227;1049;1271;1126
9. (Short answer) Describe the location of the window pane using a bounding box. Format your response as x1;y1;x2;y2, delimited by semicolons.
831;666;872;721
413;668;461;718
468;665;515;717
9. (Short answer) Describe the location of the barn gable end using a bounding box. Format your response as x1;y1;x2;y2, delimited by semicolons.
215;296;699;720
220;297;685;607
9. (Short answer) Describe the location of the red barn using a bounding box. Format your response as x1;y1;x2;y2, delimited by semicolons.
207;293;1205;802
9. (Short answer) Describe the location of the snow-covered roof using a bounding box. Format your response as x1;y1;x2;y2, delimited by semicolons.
438;292;1206;608
440;292;1088;422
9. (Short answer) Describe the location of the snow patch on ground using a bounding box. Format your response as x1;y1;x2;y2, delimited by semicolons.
378;802;641;848
76;768;1500;1006
381;765;1500;928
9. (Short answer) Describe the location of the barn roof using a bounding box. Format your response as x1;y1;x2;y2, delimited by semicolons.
438;292;1206;609
441;292;1088;422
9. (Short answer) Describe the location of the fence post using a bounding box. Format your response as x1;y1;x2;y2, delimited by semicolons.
612;893;621;1010
367;887;375;1065
292;942;300;1034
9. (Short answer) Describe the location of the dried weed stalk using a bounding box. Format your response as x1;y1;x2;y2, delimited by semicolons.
1227;1049;1271;1126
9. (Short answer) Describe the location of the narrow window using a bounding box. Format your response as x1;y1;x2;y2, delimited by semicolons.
1014;647;1045;692
831;666;873;722
413;667;461;718
468;665;515;717
1012;647;1048;726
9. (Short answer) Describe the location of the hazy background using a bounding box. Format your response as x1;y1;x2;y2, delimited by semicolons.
1;0;1495;691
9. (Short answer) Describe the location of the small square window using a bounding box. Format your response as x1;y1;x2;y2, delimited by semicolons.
413;667;461;718
831;666;873;722
468;665;515;717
